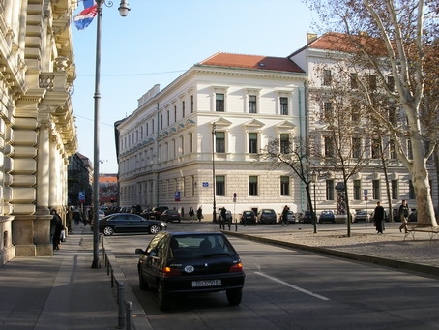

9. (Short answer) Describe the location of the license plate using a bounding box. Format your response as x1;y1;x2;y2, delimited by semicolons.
191;279;221;287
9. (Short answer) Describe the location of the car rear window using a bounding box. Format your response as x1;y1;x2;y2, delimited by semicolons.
170;234;235;258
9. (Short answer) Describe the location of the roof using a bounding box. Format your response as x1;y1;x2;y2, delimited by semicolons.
198;52;305;74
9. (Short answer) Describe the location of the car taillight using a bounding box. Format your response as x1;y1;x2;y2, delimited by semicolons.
162;266;182;276
229;262;243;273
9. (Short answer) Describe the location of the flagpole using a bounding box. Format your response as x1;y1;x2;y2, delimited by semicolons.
91;0;130;269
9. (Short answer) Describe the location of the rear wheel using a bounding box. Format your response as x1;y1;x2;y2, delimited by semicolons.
158;281;170;311
102;226;114;236
149;224;161;234
226;288;242;306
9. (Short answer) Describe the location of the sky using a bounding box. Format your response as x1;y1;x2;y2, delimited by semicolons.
71;0;316;173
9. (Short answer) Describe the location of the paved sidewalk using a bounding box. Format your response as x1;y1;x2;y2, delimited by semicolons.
0;223;121;330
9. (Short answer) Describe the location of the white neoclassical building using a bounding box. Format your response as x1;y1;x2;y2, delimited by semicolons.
117;52;308;220
0;1;77;264
289;33;437;218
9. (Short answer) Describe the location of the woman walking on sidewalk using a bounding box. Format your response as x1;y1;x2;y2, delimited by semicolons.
373;201;385;234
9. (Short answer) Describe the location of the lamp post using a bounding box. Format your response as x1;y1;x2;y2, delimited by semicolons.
311;171;317;234
92;0;130;269
212;122;217;227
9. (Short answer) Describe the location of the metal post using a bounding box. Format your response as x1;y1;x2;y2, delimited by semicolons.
311;171;317;234
118;282;125;328
212;123;217;226
91;0;103;269
125;301;132;330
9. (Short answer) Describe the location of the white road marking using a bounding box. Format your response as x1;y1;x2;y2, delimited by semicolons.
254;271;330;301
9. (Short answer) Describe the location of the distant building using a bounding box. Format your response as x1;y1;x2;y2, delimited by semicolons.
68;153;93;207
116;52;307;220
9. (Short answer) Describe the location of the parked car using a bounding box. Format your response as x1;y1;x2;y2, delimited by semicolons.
353;210;369;223
318;210;336;224
257;209;277;224
280;210;296;224
300;211;314;224
408;210;417;222
240;210;256;225
135;231;246;311
98;213;166;236
141;206;169;220
160;209;181;223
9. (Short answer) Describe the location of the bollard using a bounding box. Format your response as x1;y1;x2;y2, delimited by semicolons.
125;301;132;330
117;282;126;328
111;269;114;287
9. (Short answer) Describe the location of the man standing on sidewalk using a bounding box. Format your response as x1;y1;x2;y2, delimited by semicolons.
373;201;385;234
398;199;409;233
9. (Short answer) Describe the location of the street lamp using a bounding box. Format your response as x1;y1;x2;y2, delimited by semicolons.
92;0;130;269
311;171;317;234
212;122;217;227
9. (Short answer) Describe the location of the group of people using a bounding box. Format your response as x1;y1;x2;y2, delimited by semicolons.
189;206;203;222
373;199;410;234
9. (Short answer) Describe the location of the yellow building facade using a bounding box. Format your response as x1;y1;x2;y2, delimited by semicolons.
0;1;77;265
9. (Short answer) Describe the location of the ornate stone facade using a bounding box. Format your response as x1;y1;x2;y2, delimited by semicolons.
0;1;77;265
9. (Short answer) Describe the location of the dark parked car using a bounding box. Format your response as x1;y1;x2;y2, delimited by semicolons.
141;206;169;220
353;210;369;223
98;213;166;236
160;209;181;223
318;210;336;224
240;210;256;225
136;231;246;311
280;210;296;224
257;209;277;224
301;211;314;224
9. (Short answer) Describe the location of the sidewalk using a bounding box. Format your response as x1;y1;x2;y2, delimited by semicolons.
0;223;121;330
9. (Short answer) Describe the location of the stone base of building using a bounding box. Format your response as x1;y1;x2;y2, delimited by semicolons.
0;245;15;266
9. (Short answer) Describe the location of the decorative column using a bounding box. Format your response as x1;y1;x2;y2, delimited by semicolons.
35;120;51;214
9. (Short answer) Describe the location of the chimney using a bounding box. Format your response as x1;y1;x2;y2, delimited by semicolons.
307;33;318;44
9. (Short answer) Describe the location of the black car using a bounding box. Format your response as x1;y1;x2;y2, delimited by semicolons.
301;211;314;224
257;209;277;224
318;210;336;224
98;213;166;236
135;231;246;311
160;209;181;223
240;210;256;225
141;206;169;220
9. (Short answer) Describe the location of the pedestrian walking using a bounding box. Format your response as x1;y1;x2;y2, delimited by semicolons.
197;206;203;222
189;207;195;222
281;205;289;226
50;208;63;251
398;199;409;233
373;201;385;234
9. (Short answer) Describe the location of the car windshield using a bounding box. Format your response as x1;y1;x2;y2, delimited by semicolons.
170;234;235;258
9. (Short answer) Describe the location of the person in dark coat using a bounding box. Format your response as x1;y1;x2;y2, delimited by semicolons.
281;205;289;226
196;206;203;222
373;201;385;234
398;199;409;233
50;208;63;250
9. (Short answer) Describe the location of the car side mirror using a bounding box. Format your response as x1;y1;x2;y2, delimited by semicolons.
135;248;145;255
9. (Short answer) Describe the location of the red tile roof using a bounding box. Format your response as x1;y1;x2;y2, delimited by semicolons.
198;52;305;73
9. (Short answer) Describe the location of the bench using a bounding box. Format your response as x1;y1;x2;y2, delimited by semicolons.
404;223;439;241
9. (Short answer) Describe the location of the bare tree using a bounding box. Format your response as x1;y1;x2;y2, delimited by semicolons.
261;136;318;231
305;0;439;226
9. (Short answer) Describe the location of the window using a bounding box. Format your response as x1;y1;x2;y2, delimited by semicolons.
248;133;258;154
391;180;398;199
174;105;177;122
249;95;257;113
368;74;377;91
352;137;362;158
324;136;334;157
372;180;380;199
182;101;186;117
280;134;290;154
190;95;194;113
350;73;358;89
216;175;225;196
353;180;361;200
388;106;397;125
390;140;397;159
216;93;224;112
326;180;335;200
280;176;290;196
387;75;395;92
280;97;288;115
189;133;193;153
215;132;225;153
324;102;333;120
372;138;381;159
249;176;258;196
407;140;413;159
323;69;332;86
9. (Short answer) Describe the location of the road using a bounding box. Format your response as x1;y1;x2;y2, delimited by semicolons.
104;222;439;329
